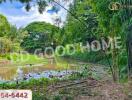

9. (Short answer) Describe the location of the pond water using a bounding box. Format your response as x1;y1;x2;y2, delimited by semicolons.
0;62;80;83
15;69;80;81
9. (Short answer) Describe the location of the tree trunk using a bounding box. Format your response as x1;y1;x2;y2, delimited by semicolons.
127;24;132;78
111;28;119;82
112;49;119;82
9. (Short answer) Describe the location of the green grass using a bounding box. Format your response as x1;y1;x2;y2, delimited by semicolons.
1;53;48;66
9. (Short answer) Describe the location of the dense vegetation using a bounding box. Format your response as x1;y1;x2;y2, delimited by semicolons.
21;22;60;53
0;0;132;99
0;0;131;81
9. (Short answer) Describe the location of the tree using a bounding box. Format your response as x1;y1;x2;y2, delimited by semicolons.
119;0;132;78
0;14;10;37
6;25;18;41
21;22;60;52
0;37;12;54
127;24;132;78
88;0;132;81
64;0;98;44
0;14;11;54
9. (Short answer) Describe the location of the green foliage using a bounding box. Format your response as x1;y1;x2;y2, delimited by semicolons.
53;95;62;100
0;0;130;84
8;53;46;65
6;25;18;41
0;15;23;54
64;0;98;43
21;22;60;52
0;14;10;37
0;37;12;54
32;93;49;100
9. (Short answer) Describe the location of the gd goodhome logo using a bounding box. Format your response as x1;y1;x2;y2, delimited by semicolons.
109;2;132;10
9;36;122;62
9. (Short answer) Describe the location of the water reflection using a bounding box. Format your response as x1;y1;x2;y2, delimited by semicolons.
0;63;79;82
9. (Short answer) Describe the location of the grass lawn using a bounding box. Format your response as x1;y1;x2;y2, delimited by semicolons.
0;53;48;67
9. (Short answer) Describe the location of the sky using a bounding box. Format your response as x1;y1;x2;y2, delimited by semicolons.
0;0;73;28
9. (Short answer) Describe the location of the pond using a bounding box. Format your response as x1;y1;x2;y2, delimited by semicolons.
0;59;81;83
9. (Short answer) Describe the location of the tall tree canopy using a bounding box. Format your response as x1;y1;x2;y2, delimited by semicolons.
0;14;10;37
88;0;132;81
64;0;98;44
21;22;60;52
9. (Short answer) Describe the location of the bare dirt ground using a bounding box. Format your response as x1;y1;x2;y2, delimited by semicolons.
47;77;132;100
46;62;132;100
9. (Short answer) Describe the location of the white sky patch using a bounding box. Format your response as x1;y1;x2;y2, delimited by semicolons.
0;0;73;28
8;5;54;28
